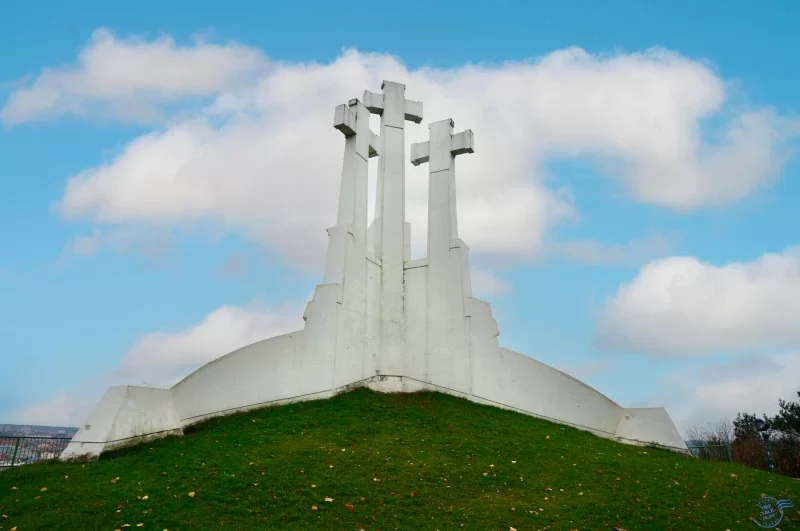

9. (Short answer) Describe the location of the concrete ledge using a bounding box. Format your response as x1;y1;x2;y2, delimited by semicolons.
61;386;182;460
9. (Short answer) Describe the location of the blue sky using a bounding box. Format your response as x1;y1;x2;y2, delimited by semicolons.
1;0;799;431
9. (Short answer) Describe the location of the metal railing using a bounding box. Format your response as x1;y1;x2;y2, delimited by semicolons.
0;436;73;468
686;443;733;462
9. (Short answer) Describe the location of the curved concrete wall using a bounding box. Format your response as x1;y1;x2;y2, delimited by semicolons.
487;348;623;437
173;332;304;424
616;407;687;449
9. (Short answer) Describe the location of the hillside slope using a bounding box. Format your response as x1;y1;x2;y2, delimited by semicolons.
1;389;798;530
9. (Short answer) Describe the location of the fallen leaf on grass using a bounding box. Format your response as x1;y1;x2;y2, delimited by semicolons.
311;484;317;488
483;472;488;476
188;491;196;498
545;487;552;492
546;435;550;440
345;504;354;510
324;497;334;502
410;491;416;497
312;505;318;511
141;496;149;501
40;487;47;492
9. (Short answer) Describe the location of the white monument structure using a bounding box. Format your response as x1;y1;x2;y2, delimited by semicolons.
61;81;687;460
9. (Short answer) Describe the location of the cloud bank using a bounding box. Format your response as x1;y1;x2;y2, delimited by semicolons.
3;30;795;268
596;247;800;356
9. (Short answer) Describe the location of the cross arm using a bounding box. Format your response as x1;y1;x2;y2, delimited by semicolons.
410;141;429;166
333;102;357;137
363;90;424;124
334;99;380;157
410;128;475;166
451;130;475;155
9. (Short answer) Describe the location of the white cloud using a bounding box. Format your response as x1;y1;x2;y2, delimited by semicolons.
10;301;305;426
57;231;103;264
470;268;511;297
116;302;304;387
0;31;785;267
595;247;800;356
56;226;174;267
1;28;266;124
661;352;800;430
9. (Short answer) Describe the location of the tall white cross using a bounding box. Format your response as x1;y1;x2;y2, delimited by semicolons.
411;118;474;264
332;98;380;247
363;81;422;373
411;119;474;381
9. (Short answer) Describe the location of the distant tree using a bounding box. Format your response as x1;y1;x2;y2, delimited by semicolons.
733;412;760;441
769;391;800;437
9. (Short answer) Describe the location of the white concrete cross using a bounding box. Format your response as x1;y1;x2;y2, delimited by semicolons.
362;81;423;374
332;98;380;245
362;81;423;257
410;118;474;259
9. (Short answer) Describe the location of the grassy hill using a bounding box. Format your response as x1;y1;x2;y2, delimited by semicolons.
1;389;798;530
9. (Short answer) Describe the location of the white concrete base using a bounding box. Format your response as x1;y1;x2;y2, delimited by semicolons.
62;363;686;460
61;81;687;461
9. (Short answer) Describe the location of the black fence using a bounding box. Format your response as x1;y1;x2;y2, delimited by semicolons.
686;443;733;462
0;436;73;468
688;437;800;478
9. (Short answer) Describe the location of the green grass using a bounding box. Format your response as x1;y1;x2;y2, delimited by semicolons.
1;389;798;530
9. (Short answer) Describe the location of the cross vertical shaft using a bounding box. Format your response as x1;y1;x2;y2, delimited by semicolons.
326;98;378;284
411;119;475;389
364;81;423;374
